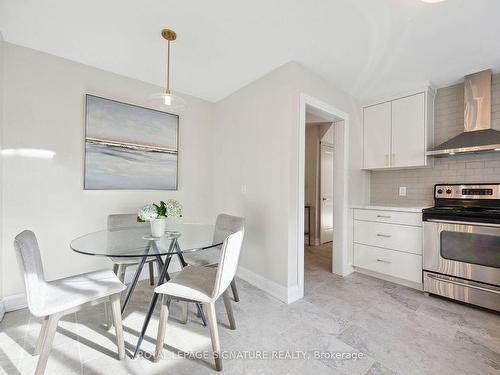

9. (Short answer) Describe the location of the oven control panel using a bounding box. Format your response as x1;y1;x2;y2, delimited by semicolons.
435;184;500;199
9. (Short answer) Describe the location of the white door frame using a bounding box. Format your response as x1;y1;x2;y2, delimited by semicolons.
296;93;351;300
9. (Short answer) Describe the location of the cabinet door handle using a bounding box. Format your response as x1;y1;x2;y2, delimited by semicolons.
376;258;392;264
376;215;391;218
376;233;392;238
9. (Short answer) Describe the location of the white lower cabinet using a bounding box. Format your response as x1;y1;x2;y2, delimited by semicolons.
353;208;423;286
353;220;422;255
353;244;422;284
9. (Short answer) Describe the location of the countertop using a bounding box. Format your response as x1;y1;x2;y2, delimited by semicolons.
351;204;430;213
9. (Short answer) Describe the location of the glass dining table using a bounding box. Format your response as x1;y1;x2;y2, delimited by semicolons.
70;223;230;358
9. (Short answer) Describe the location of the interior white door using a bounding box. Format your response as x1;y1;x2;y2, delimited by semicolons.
320;143;334;244
391;93;425;167
363;102;391;169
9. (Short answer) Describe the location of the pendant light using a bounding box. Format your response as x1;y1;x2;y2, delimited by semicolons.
150;29;185;112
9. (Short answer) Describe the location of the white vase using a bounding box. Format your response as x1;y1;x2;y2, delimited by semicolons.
150;217;167;237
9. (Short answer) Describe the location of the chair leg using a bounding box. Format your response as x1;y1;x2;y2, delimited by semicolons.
117;264;126;283
154;295;170;362
222;291;236;330
104;301;113;330
148;261;155;285
110;294;125;360
34;316;49;355
230;279;240;302
35;312;61;375
206;302;222;371
181;301;188;324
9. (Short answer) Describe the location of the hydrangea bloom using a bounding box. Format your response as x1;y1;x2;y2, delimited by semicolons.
165;199;183;218
138;204;159;222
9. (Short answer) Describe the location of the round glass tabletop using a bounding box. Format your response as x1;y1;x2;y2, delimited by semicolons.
70;223;229;258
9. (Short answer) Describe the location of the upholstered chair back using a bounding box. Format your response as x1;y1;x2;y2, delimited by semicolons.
213;214;245;245
108;214;148;231
14;230;47;315
211;229;245;300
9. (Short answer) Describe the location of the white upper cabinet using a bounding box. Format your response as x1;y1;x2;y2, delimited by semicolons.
362;89;434;170
363;102;391;169
392;93;425;168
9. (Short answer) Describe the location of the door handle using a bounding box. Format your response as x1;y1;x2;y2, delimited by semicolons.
376;234;392;238
376;259;392;264
376;215;391;218
322;198;329;201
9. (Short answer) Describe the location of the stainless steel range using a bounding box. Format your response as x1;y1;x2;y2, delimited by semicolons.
422;183;500;311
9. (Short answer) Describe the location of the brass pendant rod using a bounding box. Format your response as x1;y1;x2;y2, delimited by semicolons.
166;40;171;94
161;29;176;96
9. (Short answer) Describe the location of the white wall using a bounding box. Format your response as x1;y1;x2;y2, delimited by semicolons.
305;124;320;243
321;124;334;145
2;43;215;297
0;33;4;304
212;62;369;300
212;64;294;290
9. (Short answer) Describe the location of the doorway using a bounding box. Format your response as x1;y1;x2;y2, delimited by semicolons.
295;94;350;302
304;113;336;281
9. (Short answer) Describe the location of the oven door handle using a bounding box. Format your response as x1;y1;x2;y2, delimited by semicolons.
427;273;500;295
425;219;500;228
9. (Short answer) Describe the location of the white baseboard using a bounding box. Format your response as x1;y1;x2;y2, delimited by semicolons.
0;260;182;314
237;266;301;304
2;293;27;312
304;238;321;246
353;267;422;290
286;284;302;304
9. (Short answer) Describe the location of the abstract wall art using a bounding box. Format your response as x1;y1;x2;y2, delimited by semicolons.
84;94;179;190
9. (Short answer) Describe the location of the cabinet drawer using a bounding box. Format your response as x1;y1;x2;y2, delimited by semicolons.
353;243;422;283
354;220;422;254
353;209;421;226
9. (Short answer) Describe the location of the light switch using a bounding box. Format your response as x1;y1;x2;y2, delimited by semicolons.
399;186;407;196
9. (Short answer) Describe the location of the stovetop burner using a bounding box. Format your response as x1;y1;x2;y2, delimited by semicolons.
423;183;500;224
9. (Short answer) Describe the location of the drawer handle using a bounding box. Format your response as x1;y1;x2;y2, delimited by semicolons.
376;258;392;264
376;233;392;238
376;215;391;218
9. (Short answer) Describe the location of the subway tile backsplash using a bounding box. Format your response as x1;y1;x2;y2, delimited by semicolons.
370;74;500;207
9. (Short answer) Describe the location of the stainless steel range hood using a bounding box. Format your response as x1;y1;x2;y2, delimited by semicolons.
427;69;500;156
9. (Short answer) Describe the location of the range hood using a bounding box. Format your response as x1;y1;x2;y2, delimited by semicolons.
427;69;500;156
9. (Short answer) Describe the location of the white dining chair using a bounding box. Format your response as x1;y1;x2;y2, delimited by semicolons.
107;214;157;285
154;228;245;371
14;230;127;375
182;214;244;303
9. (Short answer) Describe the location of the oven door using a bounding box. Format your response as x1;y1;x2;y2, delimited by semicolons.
423;219;500;286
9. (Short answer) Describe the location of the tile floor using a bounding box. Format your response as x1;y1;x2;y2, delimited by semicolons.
1;245;499;374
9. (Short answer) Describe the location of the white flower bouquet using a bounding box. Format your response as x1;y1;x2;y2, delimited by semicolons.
137;200;183;222
137;200;183;237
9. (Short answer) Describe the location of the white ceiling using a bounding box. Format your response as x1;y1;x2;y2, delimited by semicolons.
1;0;500;102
